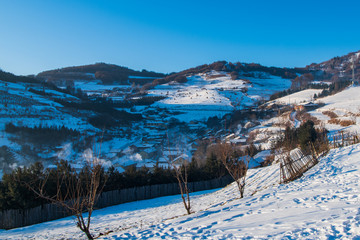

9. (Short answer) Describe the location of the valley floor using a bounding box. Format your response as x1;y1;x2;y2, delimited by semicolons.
1;144;360;239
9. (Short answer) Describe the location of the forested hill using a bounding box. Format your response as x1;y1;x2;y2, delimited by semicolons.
0;69;39;84
36;63;166;85
292;50;360;89
140;61;308;90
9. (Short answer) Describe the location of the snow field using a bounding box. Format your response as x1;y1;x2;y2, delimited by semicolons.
106;144;360;239
272;89;323;105
0;162;280;239
310;86;360;133
149;71;291;122
2;143;360;239
262;86;360;142
0;80;96;133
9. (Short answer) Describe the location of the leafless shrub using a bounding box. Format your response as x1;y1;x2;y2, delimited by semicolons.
340;120;356;126
272;117;290;127
328;118;340;125
207;74;227;79
192;139;211;167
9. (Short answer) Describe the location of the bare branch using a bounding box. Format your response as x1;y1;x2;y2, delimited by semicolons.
216;142;249;198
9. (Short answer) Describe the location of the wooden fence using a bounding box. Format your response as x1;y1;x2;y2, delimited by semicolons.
329;131;360;149
279;148;318;184
280;130;359;183
0;175;232;230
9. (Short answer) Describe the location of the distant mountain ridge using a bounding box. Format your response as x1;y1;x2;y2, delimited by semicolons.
36;63;166;86
37;61;309;91
292;50;360;88
31;49;360;89
307;50;360;81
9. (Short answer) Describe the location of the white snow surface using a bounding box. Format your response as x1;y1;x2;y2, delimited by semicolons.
315;86;360;114
149;71;291;122
0;80;96;134
2;143;360;239
273;89;323;105
311;86;360;133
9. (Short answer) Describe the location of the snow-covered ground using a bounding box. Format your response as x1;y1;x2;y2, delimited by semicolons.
311;86;360;133
315;86;360;114
261;86;360;141
272;89;322;105
2;143;360;239
74;80;131;94
149;71;291;122
0;80;96;133
267;86;360;135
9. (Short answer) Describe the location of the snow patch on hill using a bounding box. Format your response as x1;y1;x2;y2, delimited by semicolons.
310;86;360;133
150;71;291;122
315;86;360;114
273;89;322;105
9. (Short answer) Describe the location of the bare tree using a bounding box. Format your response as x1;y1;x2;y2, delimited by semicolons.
173;161;192;215
216;142;249;198
21;156;106;239
166;132;192;215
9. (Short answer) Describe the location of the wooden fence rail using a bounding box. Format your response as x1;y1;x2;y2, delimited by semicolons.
329;131;360;149
0;175;232;230
279;148;319;184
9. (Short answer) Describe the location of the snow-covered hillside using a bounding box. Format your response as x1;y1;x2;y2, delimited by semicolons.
2;143;360;239
0;68;290;177
0;80;100;177
306;50;360;82
311;86;360;132
273;89;322;105
0;80;95;132
149;70;291;122
252;85;360;151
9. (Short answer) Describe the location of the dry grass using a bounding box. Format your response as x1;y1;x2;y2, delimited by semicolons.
322;110;338;119
262;154;275;166
273;120;290;127
328;118;356;126
207;74;226;79
247;130;259;143
297;111;320;124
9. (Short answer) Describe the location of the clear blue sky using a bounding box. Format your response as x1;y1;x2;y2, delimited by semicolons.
1;0;360;75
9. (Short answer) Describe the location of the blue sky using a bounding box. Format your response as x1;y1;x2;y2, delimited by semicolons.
1;0;360;75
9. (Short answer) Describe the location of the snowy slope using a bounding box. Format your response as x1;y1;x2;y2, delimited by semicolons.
315;86;360;114
272;89;322;105
0;80;100;176
263;86;360;140
150;71;291;122
150;72;245;112
0;80;96;133
311;85;360;133
2;143;360;239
